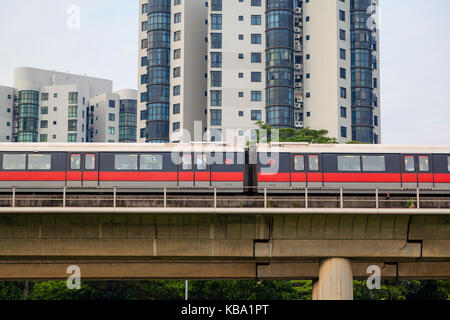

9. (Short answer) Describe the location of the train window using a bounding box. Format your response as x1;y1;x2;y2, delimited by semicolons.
28;154;51;170
140;155;163;170
2;154;26;170
85;154;96;170
308;155;319;171
338;156;361;171
71;154;81;170
182;154;192;170
362;156;385;172
448;156;450;172
419;156;430;172
115;154;138;170
404;156;415;172
294;155;304;171
197;154;207;170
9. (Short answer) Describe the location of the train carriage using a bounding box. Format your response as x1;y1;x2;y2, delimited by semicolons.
0;143;246;193
256;144;450;193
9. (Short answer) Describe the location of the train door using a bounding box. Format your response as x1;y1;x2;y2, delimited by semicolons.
401;155;418;188
179;152;194;188
306;154;323;188
417;155;433;189
66;153;99;187
194;153;211;188
291;154;307;188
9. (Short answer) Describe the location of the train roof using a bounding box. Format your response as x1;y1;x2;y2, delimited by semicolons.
0;143;246;153
255;143;450;154
0;143;449;154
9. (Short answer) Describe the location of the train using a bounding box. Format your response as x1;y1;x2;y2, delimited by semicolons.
0;143;449;193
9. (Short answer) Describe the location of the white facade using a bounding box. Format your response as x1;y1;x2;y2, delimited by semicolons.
0;86;14;142
138;0;381;144
0;67;136;143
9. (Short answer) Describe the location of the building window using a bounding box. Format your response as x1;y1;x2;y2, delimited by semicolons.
339;10;345;22
141;39;148;49
340;48;346;60
251;110;262;121
41;93;49;101
211;14;222;30
340;68;346;79
251;15;261;25
174;31;181;41
210;109;222;126
40;134;47;142
41;106;48;115
174;12;182;24
140;110;147;121
251;72;262;82
251;53;261;63
341;126;347;138
68;133;77;142
68;105;77;118
211;71;222;87
211;52;222;68
340;87;347;99
173;67;181;78
40;120;48;129
68;92;78;104
174;49;181;59
251;91;262;101
340;106;347;118
109;100;116;108
211;0;222;11
108;127;115;135
251;34;262;44
68;120;77;132
210;90;222;106
141;74;148;84
109;113;115;121
251;0;261;6
173;85;181;96
339;29;346;41
211;33;222;49
173;103;181;114
141;57;149;67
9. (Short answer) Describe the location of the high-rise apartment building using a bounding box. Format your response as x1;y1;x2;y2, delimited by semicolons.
0;67;137;143
138;0;380;143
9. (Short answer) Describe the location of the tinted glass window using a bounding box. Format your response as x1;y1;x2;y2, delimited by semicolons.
419;156;430;172
71;154;81;170
338;156;361;171
294;155;304;171
140;155;163;170
448;156;450;172
362;156;385;172
182;154;192;170
197;154;207;170
27;154;51;170
308;155;319;171
85;154;96;170
405;156;415;172
115;154;138;170
3;154;26;170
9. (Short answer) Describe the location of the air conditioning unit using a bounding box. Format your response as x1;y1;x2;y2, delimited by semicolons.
295;83;302;88
295;8;302;14
294;27;301;33
295;103;301;108
294;64;302;70
294;41;301;47
295;121;304;128
294;34;301;40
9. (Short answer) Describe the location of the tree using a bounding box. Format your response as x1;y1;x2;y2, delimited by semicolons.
253;121;338;144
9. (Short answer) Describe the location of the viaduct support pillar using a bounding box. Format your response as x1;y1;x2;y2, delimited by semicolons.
312;258;353;300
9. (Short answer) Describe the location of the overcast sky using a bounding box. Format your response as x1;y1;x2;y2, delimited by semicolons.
0;0;449;145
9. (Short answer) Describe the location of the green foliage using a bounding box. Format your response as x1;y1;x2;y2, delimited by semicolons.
0;282;26;300
254;121;338;144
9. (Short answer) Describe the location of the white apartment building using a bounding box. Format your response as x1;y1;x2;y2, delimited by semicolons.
0;67;137;143
0;86;14;142
138;0;381;144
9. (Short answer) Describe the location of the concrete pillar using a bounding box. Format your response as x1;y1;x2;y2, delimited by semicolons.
312;258;353;300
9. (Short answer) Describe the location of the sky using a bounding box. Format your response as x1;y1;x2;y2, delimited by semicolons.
0;0;449;145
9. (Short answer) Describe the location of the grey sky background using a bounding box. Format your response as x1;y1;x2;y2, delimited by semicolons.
0;0;449;145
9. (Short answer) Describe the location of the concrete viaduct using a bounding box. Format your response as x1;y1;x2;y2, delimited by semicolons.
0;191;449;300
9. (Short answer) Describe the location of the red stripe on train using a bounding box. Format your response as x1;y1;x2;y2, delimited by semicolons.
0;172;66;181
435;174;450;183
100;172;178;181
258;173;290;182
324;173;401;183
